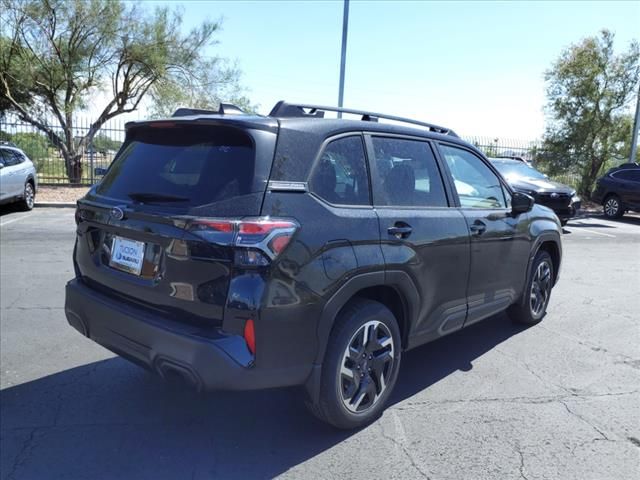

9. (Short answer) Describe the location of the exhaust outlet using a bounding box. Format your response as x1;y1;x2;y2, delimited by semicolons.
155;357;202;391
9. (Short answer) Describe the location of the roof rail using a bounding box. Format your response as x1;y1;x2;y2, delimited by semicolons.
172;103;245;117
269;101;458;137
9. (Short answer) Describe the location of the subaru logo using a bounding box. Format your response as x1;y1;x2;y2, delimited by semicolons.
550;192;559;198
110;207;124;221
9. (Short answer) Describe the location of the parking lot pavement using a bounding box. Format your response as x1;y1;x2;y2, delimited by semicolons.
1;208;639;480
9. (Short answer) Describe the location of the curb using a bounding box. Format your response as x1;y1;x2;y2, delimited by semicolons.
35;202;76;208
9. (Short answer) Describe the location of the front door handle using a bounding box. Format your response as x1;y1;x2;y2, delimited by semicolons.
469;220;487;235
388;224;413;239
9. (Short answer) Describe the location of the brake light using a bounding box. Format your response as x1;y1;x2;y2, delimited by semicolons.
244;319;256;355
239;221;296;235
189;217;298;266
193;220;234;233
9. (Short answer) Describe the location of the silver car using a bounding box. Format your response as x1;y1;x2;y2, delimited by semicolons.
0;144;37;210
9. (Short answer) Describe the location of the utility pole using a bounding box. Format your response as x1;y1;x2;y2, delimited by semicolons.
337;0;349;118
630;81;640;163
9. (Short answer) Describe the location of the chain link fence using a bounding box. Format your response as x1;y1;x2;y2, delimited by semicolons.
2;116;585;189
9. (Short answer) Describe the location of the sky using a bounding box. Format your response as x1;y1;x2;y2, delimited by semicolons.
132;0;639;140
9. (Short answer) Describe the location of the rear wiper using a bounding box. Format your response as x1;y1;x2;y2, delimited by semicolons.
128;192;190;203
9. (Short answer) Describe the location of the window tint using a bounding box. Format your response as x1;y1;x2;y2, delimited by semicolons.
371;137;447;207
614;170;640;182
440;145;507;209
13;151;25;164
502;185;512;209
96;125;256;207
0;150;20;166
309;136;370;205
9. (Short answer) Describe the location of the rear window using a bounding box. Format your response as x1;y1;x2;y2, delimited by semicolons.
96;125;256;207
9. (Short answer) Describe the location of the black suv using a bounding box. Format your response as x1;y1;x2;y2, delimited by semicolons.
489;158;580;225
592;162;640;219
65;102;562;429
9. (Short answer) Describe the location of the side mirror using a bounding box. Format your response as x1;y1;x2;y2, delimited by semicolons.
94;167;107;176
512;191;534;214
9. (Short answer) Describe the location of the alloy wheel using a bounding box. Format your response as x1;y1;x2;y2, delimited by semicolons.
24;183;34;209
339;320;394;413
530;261;552;317
604;198;619;217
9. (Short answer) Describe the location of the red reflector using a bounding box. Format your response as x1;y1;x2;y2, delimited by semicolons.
194;220;234;232
244;319;256;355
269;235;292;255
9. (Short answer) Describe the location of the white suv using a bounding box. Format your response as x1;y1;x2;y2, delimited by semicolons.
0;143;37;210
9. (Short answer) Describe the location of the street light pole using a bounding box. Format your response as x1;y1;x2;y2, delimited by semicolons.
629;81;640;164
337;0;349;118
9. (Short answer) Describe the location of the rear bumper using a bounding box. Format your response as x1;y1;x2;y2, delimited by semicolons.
65;279;307;391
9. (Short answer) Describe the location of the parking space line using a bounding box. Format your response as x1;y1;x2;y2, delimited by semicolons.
571;226;616;238
0;215;30;227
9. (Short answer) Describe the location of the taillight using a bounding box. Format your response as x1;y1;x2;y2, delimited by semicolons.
188;217;298;266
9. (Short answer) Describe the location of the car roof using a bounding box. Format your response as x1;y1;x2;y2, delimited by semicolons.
0;145;25;154
126;100;477;147
278;116;467;142
607;162;640;174
127;114;474;151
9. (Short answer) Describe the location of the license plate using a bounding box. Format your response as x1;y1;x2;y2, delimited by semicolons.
109;236;145;275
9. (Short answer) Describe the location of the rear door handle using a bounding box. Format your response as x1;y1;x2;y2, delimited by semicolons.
388;225;413;238
469;221;486;235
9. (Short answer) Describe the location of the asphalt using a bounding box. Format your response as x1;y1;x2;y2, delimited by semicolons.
1;207;639;480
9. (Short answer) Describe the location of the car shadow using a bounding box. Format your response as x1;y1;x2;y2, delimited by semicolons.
0;313;525;479
0;203;23;217
602;214;640;226
567;220;616;229
567;213;640;229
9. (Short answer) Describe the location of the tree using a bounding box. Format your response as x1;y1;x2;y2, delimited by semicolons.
11;131;50;162
148;63;257;118
91;133;122;153
541;30;640;196
0;0;246;182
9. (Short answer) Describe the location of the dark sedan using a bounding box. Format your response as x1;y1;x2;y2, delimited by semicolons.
490;158;580;225
591;163;640;219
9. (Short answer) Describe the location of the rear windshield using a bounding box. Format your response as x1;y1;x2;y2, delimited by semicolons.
96;125;257;207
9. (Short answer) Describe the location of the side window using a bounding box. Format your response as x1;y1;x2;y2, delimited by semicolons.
502;185;512;209
309;136;370;206
371;137;447;207
439;145;507;209
12;151;25;164
615;170;640;182
1;150;18;166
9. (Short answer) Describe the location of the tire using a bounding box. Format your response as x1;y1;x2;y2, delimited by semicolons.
603;194;623;219
307;298;402;429
19;181;35;211
508;250;554;326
